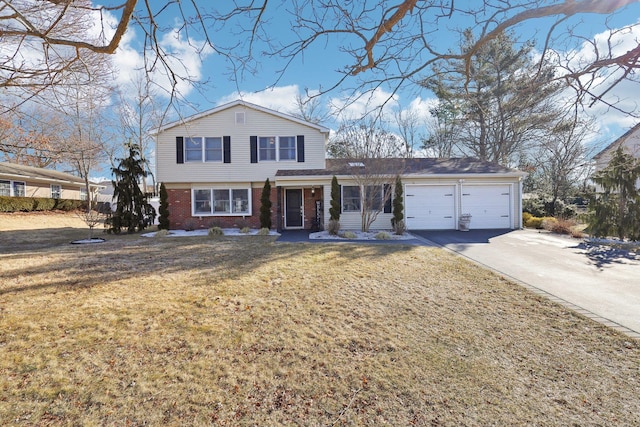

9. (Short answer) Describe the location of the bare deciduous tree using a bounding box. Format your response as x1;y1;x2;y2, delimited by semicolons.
3;1;640;113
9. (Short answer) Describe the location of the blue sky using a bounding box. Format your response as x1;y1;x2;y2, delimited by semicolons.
109;1;640;152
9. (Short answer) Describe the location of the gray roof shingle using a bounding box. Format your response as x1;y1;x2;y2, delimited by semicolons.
276;157;524;177
0;162;86;185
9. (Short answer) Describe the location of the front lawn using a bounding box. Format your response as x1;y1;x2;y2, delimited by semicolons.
0;218;638;425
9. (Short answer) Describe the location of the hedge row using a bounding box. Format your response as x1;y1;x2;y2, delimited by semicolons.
0;196;85;212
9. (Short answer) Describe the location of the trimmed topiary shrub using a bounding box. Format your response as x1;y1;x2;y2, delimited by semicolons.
158;183;170;230
260;178;272;229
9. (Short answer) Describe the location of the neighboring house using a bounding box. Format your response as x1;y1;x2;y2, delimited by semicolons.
593;122;640;172
0;162;102;201
154;100;527;231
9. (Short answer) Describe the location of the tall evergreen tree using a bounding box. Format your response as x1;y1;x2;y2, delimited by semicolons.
329;175;341;221
260;178;272;229
106;143;156;234
589;147;640;240
423;30;563;166
158;182;170;230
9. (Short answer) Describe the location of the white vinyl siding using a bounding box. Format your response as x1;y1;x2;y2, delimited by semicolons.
156;104;327;184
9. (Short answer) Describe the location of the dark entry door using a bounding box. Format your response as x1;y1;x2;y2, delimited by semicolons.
285;189;303;228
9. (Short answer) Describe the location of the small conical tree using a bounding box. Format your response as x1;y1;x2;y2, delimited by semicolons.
106;143;156;234
329;175;341;221
391;175;404;234
260;178;272;229
589;146;640;240
158;182;170;230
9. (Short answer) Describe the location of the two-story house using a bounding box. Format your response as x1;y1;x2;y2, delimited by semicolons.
154;100;527;231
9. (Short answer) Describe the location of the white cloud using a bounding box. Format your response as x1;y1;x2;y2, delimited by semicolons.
558;21;640;134
218;85;303;113
329;88;399;122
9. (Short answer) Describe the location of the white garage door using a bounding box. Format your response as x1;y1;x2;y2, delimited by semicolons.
405;185;456;229
461;185;511;229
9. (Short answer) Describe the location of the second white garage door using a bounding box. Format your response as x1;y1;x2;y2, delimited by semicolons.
461;185;512;229
405;185;456;229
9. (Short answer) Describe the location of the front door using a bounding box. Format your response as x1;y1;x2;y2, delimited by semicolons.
285;189;304;228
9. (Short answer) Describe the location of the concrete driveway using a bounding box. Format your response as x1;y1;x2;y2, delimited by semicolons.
412;229;640;339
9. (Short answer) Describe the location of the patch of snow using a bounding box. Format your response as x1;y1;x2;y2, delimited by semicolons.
310;230;415;240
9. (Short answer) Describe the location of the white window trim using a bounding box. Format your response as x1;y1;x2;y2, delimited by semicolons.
191;187;252;217
258;136;296;162
3;180;26;197
51;184;62;199
185;136;223;163
341;185;361;213
341;185;390;213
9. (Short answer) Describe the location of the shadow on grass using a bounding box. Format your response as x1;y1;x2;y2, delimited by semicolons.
0;233;420;296
571;241;640;269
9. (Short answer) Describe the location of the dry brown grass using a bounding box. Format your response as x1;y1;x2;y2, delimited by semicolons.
1;213;639;425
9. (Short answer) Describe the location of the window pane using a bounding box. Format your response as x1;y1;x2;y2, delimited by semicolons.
342;186;361;212
80;187;88;201
194;189;212;214
205;137;222;162
13;181;25;197
279;136;296;160
364;185;383;211
0;180;10;197
259;137;276;161
231;189;249;213
51;185;61;199
185;137;203;162
213;189;230;213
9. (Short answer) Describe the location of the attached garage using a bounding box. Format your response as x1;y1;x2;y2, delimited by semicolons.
461;185;512;229
405;185;456;229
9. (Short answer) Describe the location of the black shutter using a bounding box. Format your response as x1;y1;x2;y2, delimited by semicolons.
223;136;231;163
250;136;258;163
296;135;305;162
176;137;184;164
383;184;392;213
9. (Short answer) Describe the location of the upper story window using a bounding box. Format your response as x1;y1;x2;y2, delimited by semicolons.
279;136;296;160
258;136;296;161
51;184;61;199
259;137;276;161
205;137;223;161
185;137;223;162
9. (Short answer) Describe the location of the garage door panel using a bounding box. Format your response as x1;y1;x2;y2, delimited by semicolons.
462;185;511;229
405;185;456;229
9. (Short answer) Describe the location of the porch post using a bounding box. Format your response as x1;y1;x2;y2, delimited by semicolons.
276;186;282;232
